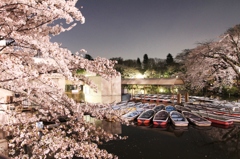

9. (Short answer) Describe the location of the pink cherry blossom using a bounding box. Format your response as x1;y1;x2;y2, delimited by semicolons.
0;0;126;158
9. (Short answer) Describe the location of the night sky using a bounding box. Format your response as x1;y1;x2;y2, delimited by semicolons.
51;0;240;60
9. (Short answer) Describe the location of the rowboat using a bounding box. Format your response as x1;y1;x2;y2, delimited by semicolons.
111;102;128;110
211;112;240;122
182;111;211;126
169;111;189;126
143;104;156;110
165;105;176;113
175;105;191;112
121;110;143;121
210;109;240;117
137;109;155;124
152;105;165;113
152;110;169;126
196;110;234;126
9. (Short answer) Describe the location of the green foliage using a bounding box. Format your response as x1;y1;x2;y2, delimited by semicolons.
144;69;156;78
122;67;141;78
109;57;123;65
76;69;86;74
122;59;138;67
111;53;185;79
175;49;190;63
222;86;240;96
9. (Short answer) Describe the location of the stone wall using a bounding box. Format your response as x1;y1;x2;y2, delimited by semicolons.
84;76;121;104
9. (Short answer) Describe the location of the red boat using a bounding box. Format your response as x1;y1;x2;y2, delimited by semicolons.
212;111;240;117
197;111;234;126
152;110;169;126
137;109;155;124
204;117;233;126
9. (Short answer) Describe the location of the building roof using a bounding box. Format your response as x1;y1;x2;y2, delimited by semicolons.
121;78;184;85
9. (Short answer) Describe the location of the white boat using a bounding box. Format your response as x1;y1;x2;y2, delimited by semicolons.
182;111;211;126
111;103;128;110
169;111;189;126
135;103;145;111
121;110;143;121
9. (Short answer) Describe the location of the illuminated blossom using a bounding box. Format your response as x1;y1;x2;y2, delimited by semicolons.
0;0;124;158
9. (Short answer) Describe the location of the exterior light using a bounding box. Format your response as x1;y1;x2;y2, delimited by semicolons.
136;74;144;79
159;88;164;92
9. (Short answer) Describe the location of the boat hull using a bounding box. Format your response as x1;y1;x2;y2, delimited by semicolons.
170;111;189;127
171;121;189;127
121;110;142;121
195;111;234;126
137;109;155;124
152;110;169;126
137;119;152;124
153;120;168;126
182;111;211;127
191;121;211;127
205;117;233;126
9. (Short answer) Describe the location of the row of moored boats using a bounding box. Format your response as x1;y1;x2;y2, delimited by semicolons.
118;98;240;127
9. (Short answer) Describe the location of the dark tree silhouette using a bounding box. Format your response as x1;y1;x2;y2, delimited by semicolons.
137;58;141;69
143;54;149;70
85;54;94;61
166;53;174;65
109;57;123;65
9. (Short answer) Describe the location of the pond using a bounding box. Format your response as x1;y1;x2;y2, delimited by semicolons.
98;120;240;159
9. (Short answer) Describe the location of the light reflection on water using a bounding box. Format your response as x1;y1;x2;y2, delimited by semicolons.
84;115;122;134
1;114;240;158
94;116;240;159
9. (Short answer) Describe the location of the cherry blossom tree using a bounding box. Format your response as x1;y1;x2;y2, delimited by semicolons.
0;0;125;158
182;24;240;92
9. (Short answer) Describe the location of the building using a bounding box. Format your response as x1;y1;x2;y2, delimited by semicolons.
83;75;122;104
121;77;184;95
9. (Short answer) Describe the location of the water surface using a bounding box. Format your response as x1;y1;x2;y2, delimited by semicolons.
99;122;240;159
